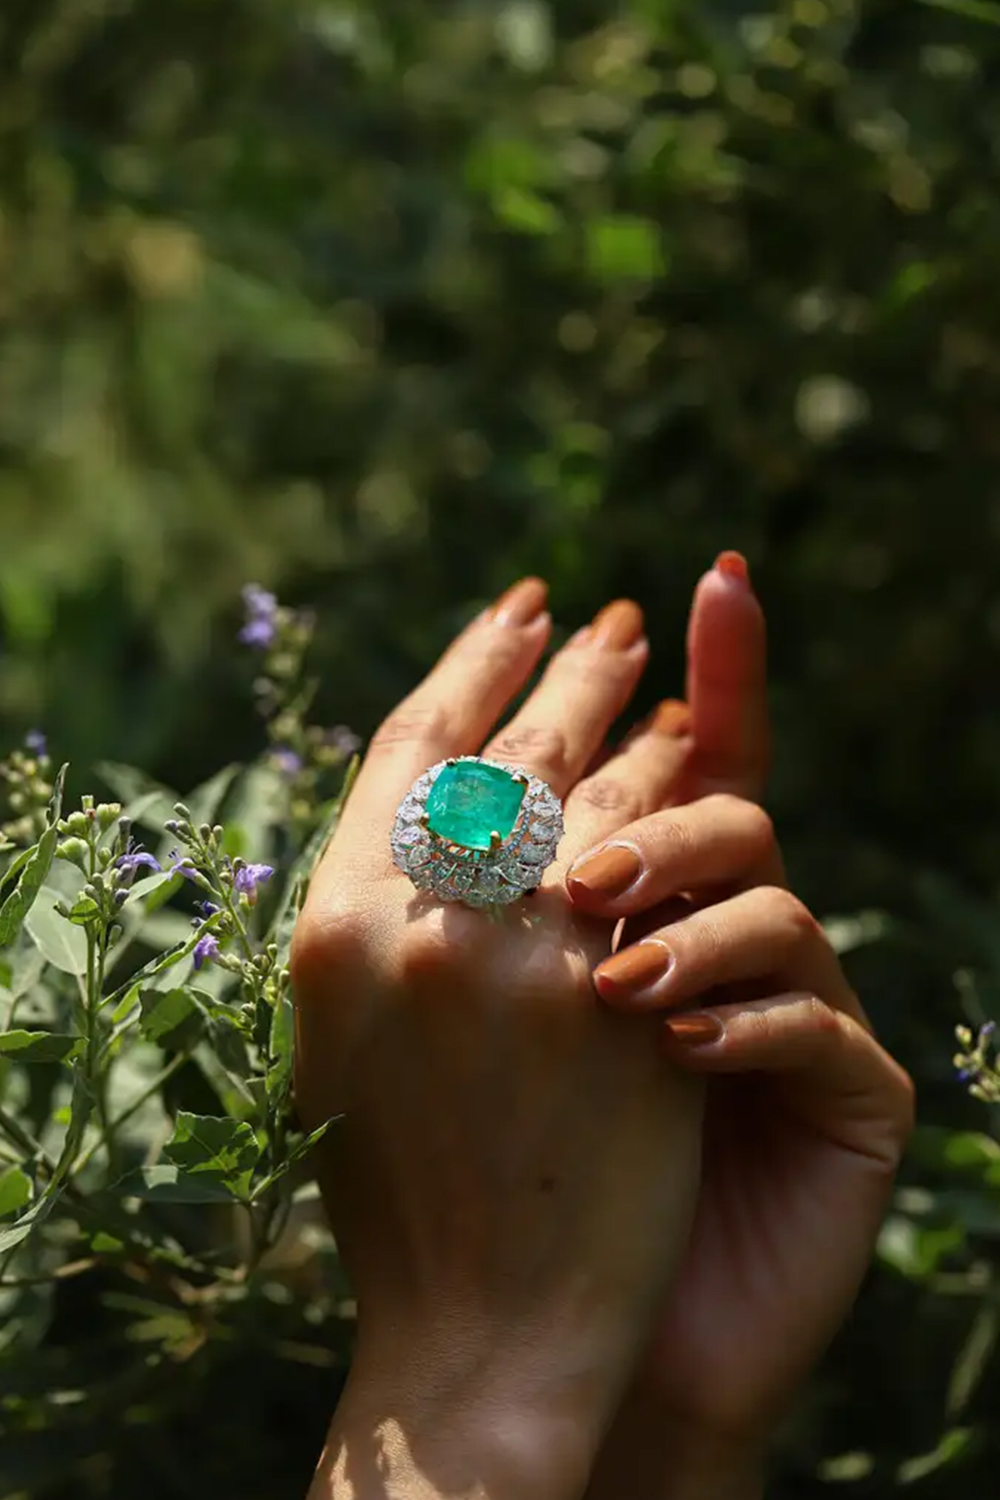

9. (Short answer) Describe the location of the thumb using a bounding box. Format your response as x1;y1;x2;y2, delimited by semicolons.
685;552;769;803
663;993;915;1170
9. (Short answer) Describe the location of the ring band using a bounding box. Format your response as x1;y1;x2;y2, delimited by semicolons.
390;756;564;908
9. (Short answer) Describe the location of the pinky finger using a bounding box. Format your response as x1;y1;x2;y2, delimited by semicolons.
663;993;915;1170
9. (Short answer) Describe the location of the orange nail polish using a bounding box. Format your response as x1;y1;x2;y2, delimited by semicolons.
594;940;672;1000
715;551;750;587
492;577;548;626
664;1012;725;1047
651;699;692;738
591;599;645;650
568;844;642;901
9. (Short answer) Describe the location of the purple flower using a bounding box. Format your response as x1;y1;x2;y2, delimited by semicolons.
197;900;220;919
25;729;47;758
957;1067;973;1082
239;583;278;650
271;747;303;777
233;862;274;897
116;848;162;876
193;933;220;972
329;725;362;757
168;850;199;881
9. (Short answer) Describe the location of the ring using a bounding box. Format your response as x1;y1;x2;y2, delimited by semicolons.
390;756;564;908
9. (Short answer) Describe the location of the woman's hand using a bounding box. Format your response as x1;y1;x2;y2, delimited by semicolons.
569;801;915;1499
292;578;717;1500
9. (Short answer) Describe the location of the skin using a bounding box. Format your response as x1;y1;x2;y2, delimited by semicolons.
291;562;914;1500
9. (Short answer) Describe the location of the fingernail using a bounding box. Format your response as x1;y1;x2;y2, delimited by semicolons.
568;843;643;900
664;1012;725;1047
591;599;645;650
492;577;548;626
714;551;751;588
651;699;692;738
593;939;672;1000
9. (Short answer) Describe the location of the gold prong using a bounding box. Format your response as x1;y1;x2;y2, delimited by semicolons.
513;773;529;787
419;813;430;829
446;757;459;766
489;830;503;852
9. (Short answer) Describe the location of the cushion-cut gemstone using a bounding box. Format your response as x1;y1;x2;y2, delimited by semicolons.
425;761;526;851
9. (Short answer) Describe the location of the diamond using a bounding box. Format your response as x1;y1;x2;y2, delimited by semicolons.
425;760;526;852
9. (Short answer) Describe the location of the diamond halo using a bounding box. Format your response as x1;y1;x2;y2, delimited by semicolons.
390;756;564;908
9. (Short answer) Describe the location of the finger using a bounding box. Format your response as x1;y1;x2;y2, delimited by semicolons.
565;793;785;917
686;553;769;802
660;993;915;1168
482;600;648;797
557;701;694;866
591;884;866;1025
336;578;551;842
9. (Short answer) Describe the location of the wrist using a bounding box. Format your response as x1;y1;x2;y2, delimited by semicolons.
312;1329;601;1500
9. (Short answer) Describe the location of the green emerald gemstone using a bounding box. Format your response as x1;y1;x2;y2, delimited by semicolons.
425;761;526;851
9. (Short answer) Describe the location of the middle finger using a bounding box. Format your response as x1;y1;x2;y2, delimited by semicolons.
482;599;648;797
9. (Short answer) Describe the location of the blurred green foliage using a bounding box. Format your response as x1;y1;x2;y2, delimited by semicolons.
5;0;1000;1495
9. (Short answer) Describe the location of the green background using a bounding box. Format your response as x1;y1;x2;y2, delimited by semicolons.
4;0;1000;1494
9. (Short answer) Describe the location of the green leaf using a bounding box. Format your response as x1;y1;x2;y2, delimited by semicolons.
96;763;179;830
0;1030;82;1063
111;1164;247;1204
139;988;205;1049
915;0;1000;21
25;889;89;976
0;765;66;949
250;1117;339;1201
897;1427;974;1484
162;1111;259;1200
585;215;665;283
266;990;294;1102
0;1166;32;1217
186;764;241;828
878;1214;965;1278
493;186;563;236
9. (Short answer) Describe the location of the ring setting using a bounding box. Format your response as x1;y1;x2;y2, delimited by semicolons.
391;756;564;908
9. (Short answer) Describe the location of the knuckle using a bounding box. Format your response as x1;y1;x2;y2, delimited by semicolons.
656;808;698;865
489;725;568;776
572;777;642;819
398;910;467;986
765;886;821;942
703;793;775;852
370;701;449;753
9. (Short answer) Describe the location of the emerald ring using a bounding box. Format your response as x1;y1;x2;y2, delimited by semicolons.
390;756;564;908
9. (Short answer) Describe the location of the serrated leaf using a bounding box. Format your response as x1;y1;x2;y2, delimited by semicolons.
25;890;89;975
0;766;66;949
250;1117;338;1200
0;1030;82;1063
139;988;205;1048
0;1166;32;1217
111;1164;246;1204
163;1111;259;1200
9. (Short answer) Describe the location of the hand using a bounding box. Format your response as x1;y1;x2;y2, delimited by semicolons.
566;571;915;1500
292;579;715;1500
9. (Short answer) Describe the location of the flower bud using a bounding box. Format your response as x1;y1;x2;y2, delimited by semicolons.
81;795;95;813
114;888;130;908
96;802;122;831
199;823;213;844
66;811;90;837
56;837;90;870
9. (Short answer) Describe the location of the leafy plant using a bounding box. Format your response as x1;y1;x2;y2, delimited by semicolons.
0;587;358;1477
